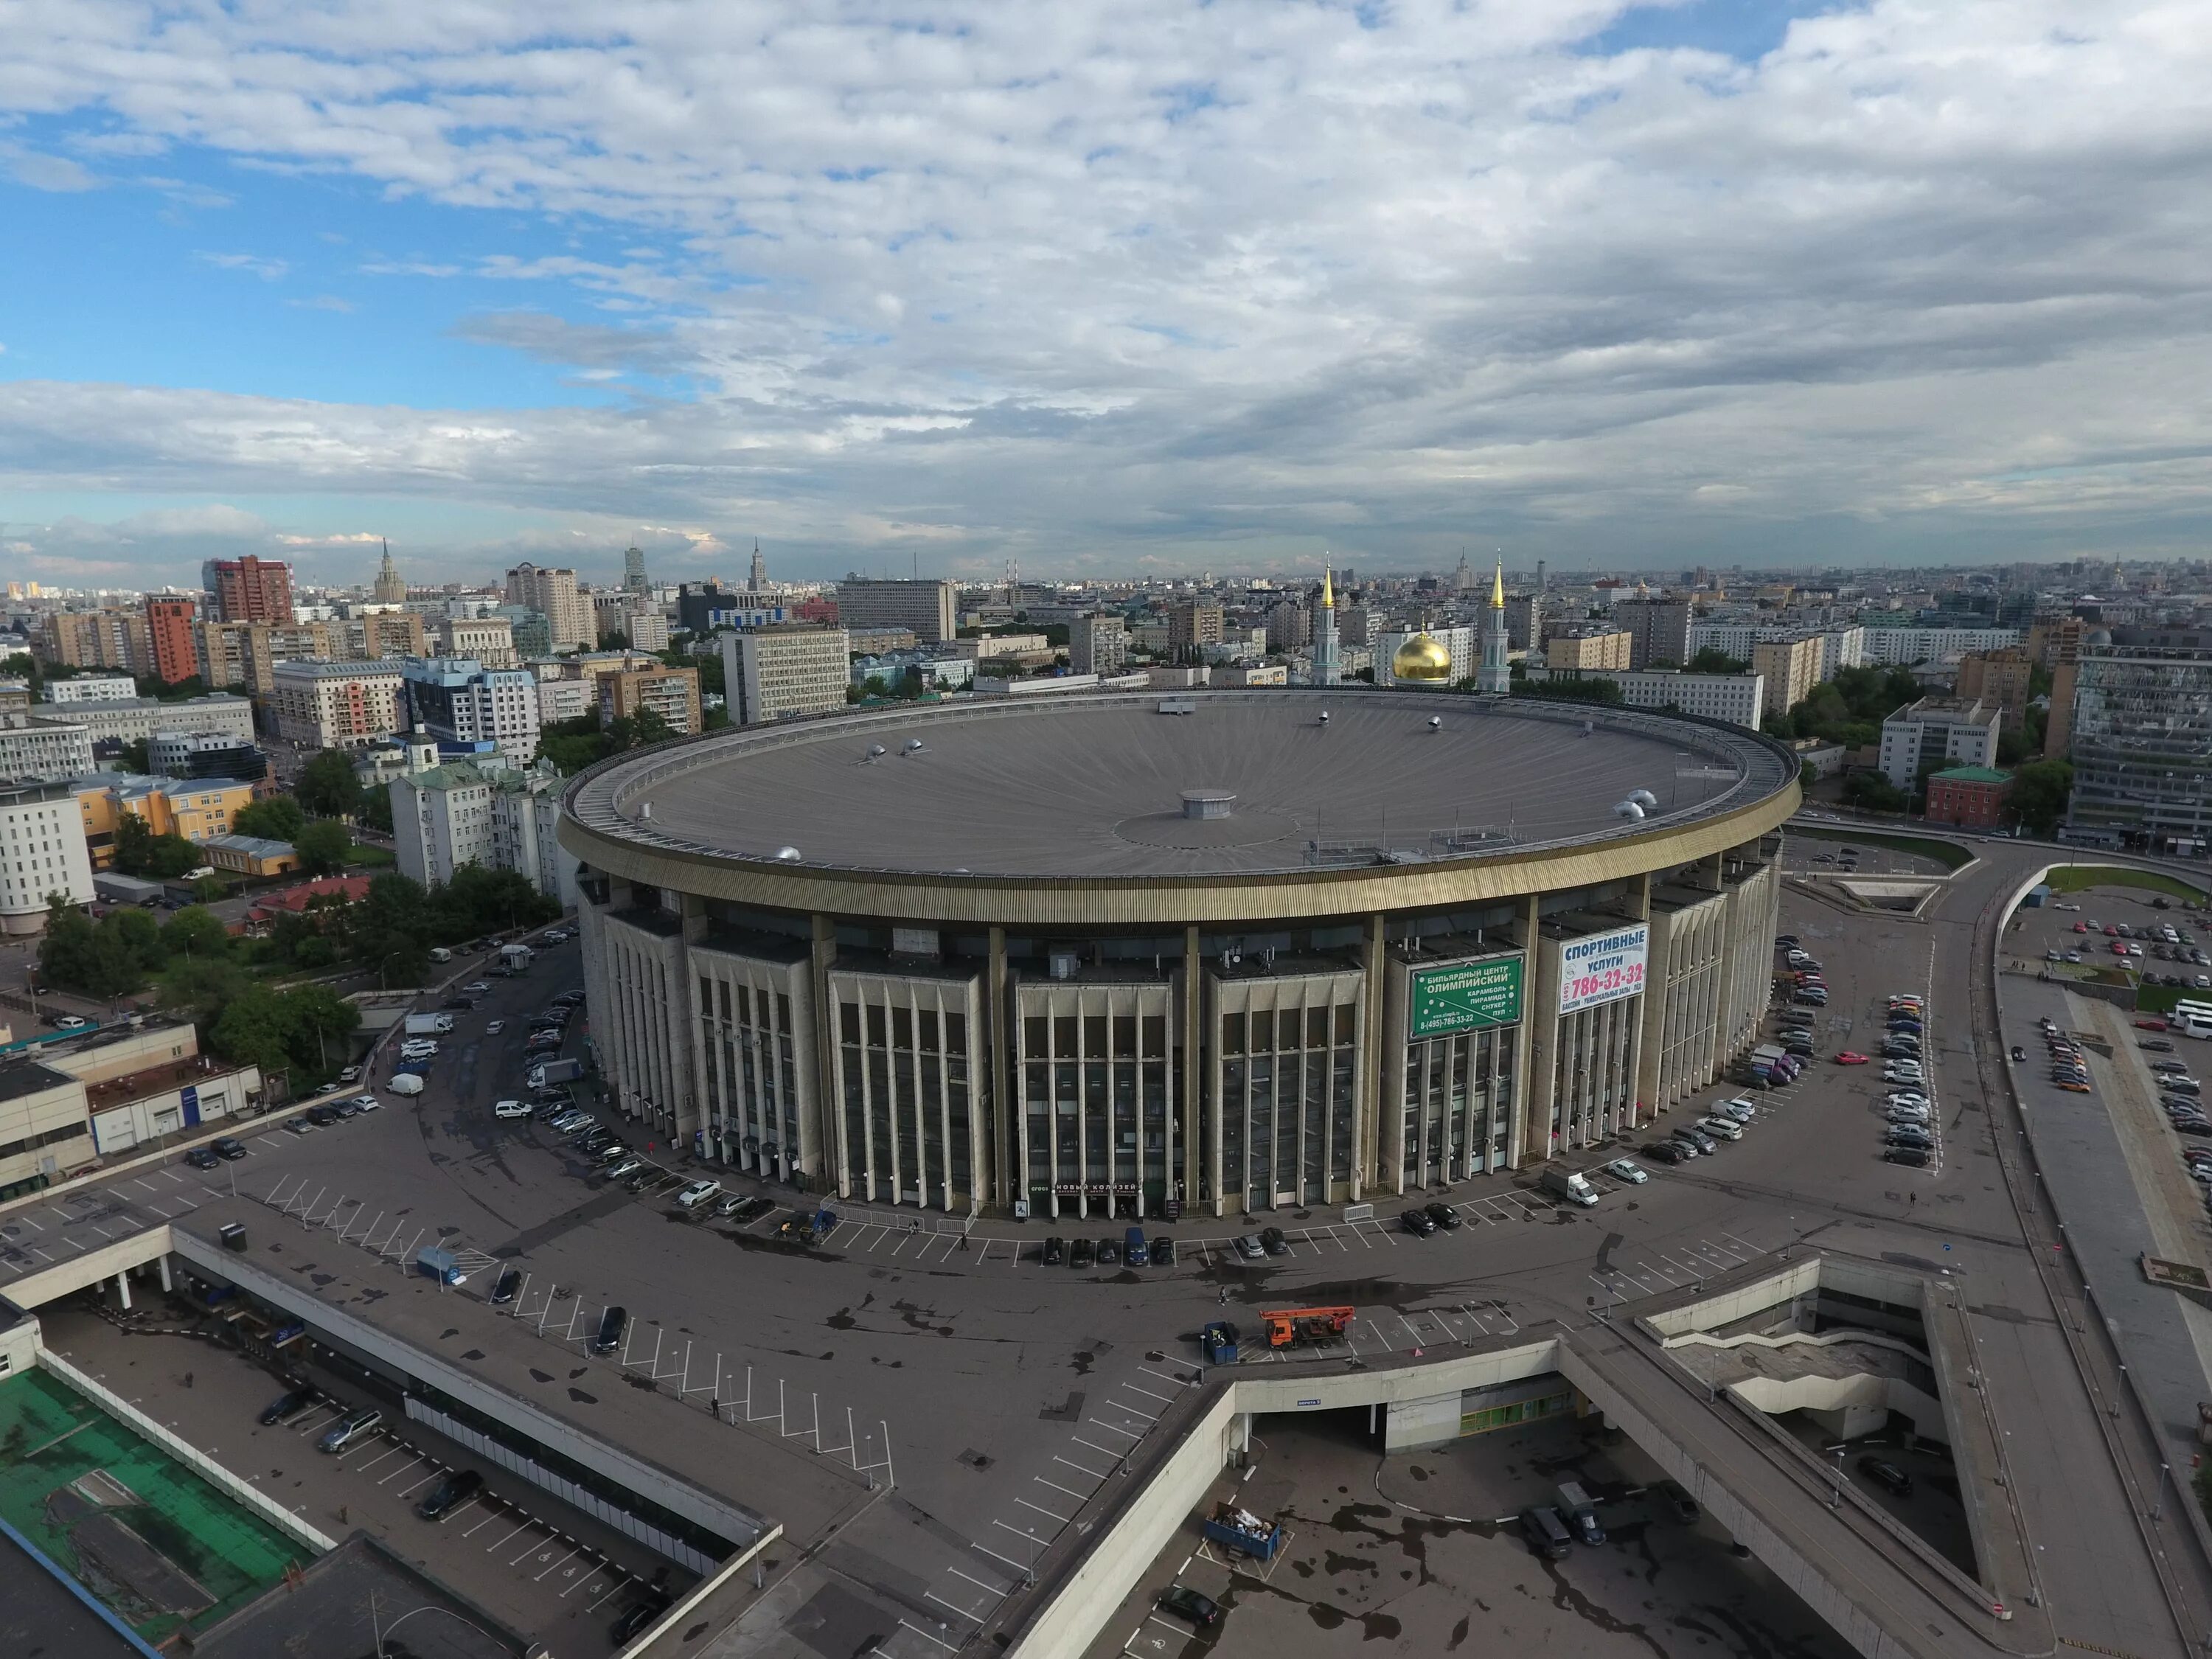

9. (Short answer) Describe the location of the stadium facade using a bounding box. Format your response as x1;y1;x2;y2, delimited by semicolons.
558;691;1797;1220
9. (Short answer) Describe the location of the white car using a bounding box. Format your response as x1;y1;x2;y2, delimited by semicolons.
605;1156;644;1179
675;1178;723;1210
50;1014;91;1032
465;981;492;993
338;1065;362;1084
485;1020;505;1034
493;1099;532;1119
1697;1116;1745;1141
1887;1091;1931;1106
1604;1158;1649;1185
400;1040;439;1057
1716;1099;1758;1124
350;1094;381;1113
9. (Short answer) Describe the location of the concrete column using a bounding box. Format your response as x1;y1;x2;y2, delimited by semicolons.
809;915;839;1198
987;927;1011;1211
1520;894;1551;1167
114;1272;131;1312
1358;915;1386;1202
158;1255;173;1293
1183;925;1206;1217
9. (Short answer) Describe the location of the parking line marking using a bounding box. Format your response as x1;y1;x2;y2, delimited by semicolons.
973;1541;1034;1575
1035;1473;1088;1502
900;1618;962;1653
354;1444;409;1474
397;1470;443;1498
992;1517;1049;1546
561;1564;615;1600
487;1521;532;1553
925;1587;985;1621
1119;1380;1175;1405
1085;1419;1142;1439
533;1544;584;1582
1138;1366;1185;1390
949;1565;1012;1599
1071;1435;1122;1458
512;1532;558;1567
588;1573;631;1611
1054;1454;1108;1480
1015;1496;1070;1524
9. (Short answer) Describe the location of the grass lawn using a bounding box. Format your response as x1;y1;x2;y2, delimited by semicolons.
347;841;395;867
2042;864;2209;902
1785;824;1975;872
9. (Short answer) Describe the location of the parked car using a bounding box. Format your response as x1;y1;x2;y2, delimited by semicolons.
1836;1051;1868;1065
415;1468;484;1520
1883;1145;1931;1167
318;1405;383;1452
212;1136;248;1161
675;1178;723;1210
485;1020;505;1034
1654;1479;1699;1523
1401;1208;1437;1237
1070;1237;1096;1267
338;1065;362;1084
1643;1141;1688;1165
1676;1126;1717;1155
1042;1236;1066;1265
1150;1236;1177;1265
490;1268;521;1304
1156;1585;1223;1629
1260;1225;1290;1254
1605;1158;1649;1184
1423;1201;1464;1229
1857;1456;1914;1498
1518;1505;1573;1560
258;1387;316;1425
612;1594;672;1643
590;1306;627;1356
185;1145;221;1170
1235;1234;1265;1260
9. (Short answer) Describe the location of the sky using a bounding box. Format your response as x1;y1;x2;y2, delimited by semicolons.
3;0;2210;591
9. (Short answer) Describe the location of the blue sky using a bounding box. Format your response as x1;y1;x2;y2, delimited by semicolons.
2;0;2206;588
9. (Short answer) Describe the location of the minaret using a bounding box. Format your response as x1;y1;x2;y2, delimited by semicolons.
1314;563;1340;686
1477;559;1512;695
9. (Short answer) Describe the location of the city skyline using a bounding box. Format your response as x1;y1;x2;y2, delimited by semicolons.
4;2;2209;586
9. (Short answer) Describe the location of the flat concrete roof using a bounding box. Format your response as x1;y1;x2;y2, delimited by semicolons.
578;692;1787;879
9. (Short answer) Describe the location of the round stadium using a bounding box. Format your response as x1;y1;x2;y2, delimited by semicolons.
558;689;1799;1221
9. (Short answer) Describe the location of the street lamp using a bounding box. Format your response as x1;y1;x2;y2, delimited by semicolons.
1826;1442;1848;1506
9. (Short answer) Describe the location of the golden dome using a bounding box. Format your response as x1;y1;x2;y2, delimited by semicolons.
1393;631;1453;683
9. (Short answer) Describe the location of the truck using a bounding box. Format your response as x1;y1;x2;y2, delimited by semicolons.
428;947;453;964
413;1245;468;1285
499;943;534;975
404;1012;455;1037
1539;1167;1600;1207
1259;1306;1354;1349
528;1057;585;1090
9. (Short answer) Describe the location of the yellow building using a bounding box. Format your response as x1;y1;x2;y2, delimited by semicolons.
73;776;257;868
1545;630;1633;672
1750;636;1823;725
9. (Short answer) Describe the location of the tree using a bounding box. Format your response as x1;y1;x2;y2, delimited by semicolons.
210;985;299;1079
135;672;212;701
159;954;251;1028
538;715;610;776
1513;676;1624;706
1840;771;1908;813
161;905;232;961
294;819;352;876
36;899;100;994
605;706;675;752
1686;647;1750;675
118;737;151;775
232;796;307;841
2009;759;2074;835
112;813;202;879
296;748;366;819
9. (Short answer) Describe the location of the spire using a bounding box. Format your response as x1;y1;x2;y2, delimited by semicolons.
1321;562;1334;608
1490;559;1505;610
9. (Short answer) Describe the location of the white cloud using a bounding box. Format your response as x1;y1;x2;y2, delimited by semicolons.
4;0;2212;576
196;250;288;279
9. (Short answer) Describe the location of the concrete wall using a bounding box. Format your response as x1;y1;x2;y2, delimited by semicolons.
3;1225;175;1308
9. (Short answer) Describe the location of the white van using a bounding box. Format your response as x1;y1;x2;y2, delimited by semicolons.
493;1099;532;1119
388;1073;425;1097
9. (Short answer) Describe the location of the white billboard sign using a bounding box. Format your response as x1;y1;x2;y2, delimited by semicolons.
1558;924;1649;1015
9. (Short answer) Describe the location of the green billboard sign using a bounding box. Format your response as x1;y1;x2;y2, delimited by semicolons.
1409;957;1524;1037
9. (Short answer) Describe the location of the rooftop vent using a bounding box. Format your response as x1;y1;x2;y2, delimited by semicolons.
1182;789;1235;821
774;846;803;861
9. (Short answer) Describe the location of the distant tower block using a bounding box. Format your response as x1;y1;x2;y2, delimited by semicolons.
624;543;651;595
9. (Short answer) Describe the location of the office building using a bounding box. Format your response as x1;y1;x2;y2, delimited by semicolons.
833;578;957;645
392;761;572;902
143;596;198;685
429;615;518;670
504;563;595;651
1545;629;1633;672
1610;597;1691;669
147;730;269;784
0;778;97;934
1878;697;2001;790
41;675;138;706
1924;767;2013;829
269;661;406;750
1750;636;1823;724
1955;648;2034;734
2064;641;2212;852
624;543;652;595
725;626;849;726
205;555;295;625
25;695;254;755
401;658;543;763
598;663;703;736
0;712;95;780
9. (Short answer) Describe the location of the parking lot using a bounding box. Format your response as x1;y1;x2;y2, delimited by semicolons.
40;1304;676;1657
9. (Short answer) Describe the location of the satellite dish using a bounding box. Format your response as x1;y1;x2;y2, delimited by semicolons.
1428;715;1442;731
1318;711;1330;724
868;744;887;759
774;846;803;861
1628;788;1659;810
903;738;925;753
1613;801;1645;819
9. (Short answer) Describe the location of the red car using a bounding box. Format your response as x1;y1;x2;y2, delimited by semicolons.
2073;922;2090;933
2138;1018;2170;1032
1835;1051;1868;1065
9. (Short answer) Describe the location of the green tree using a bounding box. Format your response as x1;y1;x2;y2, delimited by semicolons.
159;954;251;1028
232;796;307;841
296;748;366;819
294;819;352;876
36;899;100;993
1686;647;1750;675
118;737;151;775
2008;759;2074;835
112;814;202;879
210;984;299;1079
1512;676;1624;706
1841;771;1908;813
605;706;675;752
161;905;232;961
538;715;610;776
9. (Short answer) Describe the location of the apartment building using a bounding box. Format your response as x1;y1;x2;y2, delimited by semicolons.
1070;615;1128;676
269;660;406;749
346;610;428;660
1878;697;2001;790
0;713;95;780
401;657;543;762
0;778;97;935
1955;647;2034;734
40;608;151;672
143;596;198;684
832;577;957;644
392;761;573;902
598;663;703;736
1523;667;1767;730
1609;597;1691;669
726;625;850;725
192;620;274;692
431;615;518;669
204;555;295;625
505;563;596;650
1168;600;1225;663
1750;636;1823;724
536;677;594;724
41;675;138;705
1546;630;1633;672
1861;626;2020;664
24;695;254;754
2064;641;2212;852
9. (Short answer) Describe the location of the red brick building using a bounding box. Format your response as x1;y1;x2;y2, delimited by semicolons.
1925;765;2012;828
142;595;199;684
208;555;296;625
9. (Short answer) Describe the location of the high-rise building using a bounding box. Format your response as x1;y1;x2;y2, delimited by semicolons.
1878;697;2001;791
750;540;769;591
143;596;198;685
402;657;543;762
206;555;295;625
1610;596;1691;669
1266;596;1312;651
2064;641;2212;852
1168;600;1224;664
1546;630;1633;672
623;543;651;595
192;620;276;692
372;540;407;604
269;661;406;749
1069;615;1129;677
726;625;850;725
1750;636;1823;723
430;616;518;670
392;762;571;902
0;779;96;936
504;563;594;651
598;664;703;735
347;611;428;661
41;609;152;672
1955;648;2034;734
1476;561;1511;696
833;577;957;644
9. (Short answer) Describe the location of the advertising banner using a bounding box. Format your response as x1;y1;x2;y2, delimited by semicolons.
1409;956;1525;1037
1558;924;1649;1015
